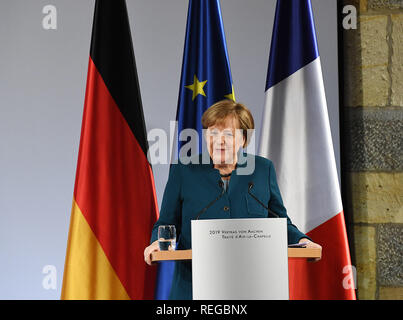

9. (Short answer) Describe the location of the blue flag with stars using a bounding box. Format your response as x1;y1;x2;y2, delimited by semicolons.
154;0;234;300
176;0;235;153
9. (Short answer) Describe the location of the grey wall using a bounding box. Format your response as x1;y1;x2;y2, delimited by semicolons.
0;0;339;299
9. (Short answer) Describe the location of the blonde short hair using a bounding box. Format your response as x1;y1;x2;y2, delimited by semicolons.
201;99;255;147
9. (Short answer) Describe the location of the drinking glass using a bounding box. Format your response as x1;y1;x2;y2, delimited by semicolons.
158;225;176;251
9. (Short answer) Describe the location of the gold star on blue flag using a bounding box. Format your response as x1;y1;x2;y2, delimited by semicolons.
185;75;207;101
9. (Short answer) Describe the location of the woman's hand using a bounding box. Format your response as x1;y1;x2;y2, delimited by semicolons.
299;238;322;262
144;240;159;266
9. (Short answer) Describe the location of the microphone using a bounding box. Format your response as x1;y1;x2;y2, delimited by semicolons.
248;182;279;218
195;180;225;220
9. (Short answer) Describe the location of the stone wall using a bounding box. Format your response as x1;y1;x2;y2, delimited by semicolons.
341;0;403;300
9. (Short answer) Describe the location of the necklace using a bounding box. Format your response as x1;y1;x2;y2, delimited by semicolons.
220;172;232;178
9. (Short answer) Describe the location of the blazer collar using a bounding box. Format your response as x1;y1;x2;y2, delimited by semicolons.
198;151;249;168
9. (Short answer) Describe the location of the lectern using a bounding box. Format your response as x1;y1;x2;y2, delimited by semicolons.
151;218;321;300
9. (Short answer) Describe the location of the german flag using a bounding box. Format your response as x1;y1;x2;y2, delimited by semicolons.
61;0;158;299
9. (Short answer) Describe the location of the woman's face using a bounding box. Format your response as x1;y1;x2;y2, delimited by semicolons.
205;116;245;165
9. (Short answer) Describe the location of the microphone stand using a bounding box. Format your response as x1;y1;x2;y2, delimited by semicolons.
195;180;225;220
248;182;279;218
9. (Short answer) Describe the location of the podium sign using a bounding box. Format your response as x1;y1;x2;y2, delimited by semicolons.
191;218;289;300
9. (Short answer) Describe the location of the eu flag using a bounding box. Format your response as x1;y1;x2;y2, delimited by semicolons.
176;0;235;153
154;0;234;300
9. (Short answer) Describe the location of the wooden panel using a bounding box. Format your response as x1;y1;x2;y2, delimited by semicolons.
151;248;321;262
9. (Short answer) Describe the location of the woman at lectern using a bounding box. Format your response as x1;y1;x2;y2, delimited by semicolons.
144;99;321;300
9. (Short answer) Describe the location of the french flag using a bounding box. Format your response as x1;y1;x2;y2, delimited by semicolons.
259;0;356;299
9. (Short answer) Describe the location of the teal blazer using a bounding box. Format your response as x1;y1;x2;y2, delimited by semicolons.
150;153;310;300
